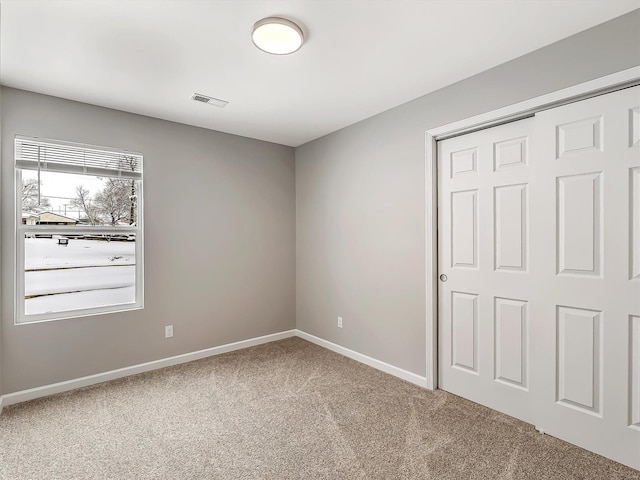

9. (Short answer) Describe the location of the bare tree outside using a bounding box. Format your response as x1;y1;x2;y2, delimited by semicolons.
22;178;51;212
129;177;137;225
71;185;100;225
119;155;138;226
69;155;139;226
71;177;137;226
94;178;132;226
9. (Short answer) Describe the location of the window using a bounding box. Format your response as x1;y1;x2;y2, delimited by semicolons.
15;136;144;323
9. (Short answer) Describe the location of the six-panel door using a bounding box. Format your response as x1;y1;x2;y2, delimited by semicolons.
531;86;640;469
438;117;536;425
437;85;640;470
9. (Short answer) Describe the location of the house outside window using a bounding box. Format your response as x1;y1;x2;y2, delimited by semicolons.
15;136;144;324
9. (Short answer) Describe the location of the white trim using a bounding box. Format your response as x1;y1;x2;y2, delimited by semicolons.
424;66;640;390
295;329;429;388
0;329;433;410
424;133;438;390
0;330;296;407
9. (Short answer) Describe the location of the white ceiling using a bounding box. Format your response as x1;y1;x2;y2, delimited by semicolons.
1;1;638;147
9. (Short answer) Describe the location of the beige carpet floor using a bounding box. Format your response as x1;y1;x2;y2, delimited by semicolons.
0;337;638;480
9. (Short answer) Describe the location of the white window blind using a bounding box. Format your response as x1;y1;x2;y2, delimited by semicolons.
15;135;143;179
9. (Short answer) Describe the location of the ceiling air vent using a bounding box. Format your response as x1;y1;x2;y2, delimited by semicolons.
191;93;228;108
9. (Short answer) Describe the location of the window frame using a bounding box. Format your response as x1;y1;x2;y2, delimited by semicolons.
14;136;144;325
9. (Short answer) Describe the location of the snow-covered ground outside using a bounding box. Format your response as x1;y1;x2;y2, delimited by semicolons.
24;238;136;315
25;265;135;296
25;237;135;270
25;286;135;316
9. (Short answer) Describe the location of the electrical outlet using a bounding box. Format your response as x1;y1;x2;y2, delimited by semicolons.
337;316;343;328
165;325;174;338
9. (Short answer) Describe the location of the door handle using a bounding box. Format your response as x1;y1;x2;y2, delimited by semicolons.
440;274;447;282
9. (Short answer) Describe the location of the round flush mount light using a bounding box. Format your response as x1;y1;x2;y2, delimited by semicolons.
252;17;304;55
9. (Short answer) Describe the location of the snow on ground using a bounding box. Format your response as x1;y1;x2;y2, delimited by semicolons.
25;286;135;316
25;265;135;297
25;237;135;270
23;238;136;316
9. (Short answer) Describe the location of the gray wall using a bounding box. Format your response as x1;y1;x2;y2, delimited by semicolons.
1;88;296;394
295;10;640;376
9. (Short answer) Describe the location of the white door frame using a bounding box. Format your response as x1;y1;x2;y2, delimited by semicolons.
424;66;640;390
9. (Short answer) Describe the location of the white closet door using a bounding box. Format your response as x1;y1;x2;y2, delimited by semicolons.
438;85;640;470
531;85;640;469
438;117;536;424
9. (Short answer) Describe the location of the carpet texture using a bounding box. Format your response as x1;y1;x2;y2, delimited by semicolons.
0;337;638;479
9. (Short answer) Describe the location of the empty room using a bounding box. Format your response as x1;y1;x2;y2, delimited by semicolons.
0;1;639;478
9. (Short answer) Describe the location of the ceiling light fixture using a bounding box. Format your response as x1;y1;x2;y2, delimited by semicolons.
252;17;304;55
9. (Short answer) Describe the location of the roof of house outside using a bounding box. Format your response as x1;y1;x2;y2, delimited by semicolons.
34;211;79;223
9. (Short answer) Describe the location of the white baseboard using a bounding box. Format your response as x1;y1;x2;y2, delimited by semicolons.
295;329;429;388
1;329;296;408
1;328;429;410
